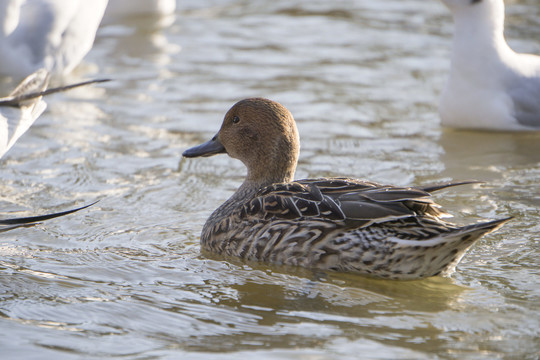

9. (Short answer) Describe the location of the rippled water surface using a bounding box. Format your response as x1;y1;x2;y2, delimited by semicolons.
1;1;539;359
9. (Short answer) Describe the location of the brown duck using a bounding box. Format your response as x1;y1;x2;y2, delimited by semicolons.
183;98;511;280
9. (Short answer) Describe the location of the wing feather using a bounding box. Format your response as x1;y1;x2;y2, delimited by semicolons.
241;178;462;227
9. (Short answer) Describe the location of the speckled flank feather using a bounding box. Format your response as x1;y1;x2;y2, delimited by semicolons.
200;178;510;280
183;98;511;280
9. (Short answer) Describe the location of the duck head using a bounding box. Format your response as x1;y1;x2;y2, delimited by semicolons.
183;98;300;186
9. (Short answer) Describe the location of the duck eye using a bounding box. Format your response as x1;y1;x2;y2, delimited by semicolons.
232;116;240;124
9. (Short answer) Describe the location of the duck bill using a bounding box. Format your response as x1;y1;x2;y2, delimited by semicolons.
182;134;226;158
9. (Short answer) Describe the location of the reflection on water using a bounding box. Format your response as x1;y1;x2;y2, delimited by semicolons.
1;0;539;359
439;131;540;181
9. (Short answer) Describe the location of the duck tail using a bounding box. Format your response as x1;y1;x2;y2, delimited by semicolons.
434;216;512;277
388;216;512;279
462;216;513;235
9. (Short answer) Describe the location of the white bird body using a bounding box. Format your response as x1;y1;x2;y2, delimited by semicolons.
440;0;540;131
0;0;108;79
0;69;48;159
103;0;175;19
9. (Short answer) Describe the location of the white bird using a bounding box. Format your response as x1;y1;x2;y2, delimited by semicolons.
0;69;109;159
0;0;108;79
0;69;48;158
439;0;540;131
0;68;105;232
103;0;175;20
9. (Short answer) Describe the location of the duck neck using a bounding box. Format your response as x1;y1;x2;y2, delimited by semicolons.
229;179;262;205
206;179;262;225
209;162;296;222
244;131;299;188
246;164;295;189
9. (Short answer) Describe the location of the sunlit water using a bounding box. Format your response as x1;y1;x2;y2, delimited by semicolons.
1;1;539;359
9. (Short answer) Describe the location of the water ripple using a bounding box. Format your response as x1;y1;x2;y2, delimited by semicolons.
1;0;539;359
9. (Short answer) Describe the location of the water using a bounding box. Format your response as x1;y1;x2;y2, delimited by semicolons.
1;0;539;359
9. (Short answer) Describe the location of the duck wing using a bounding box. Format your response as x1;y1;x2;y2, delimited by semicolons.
243;178;462;227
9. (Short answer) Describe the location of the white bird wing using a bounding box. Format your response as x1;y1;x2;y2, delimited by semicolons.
509;66;540;128
0;69;110;159
0;69;49;159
